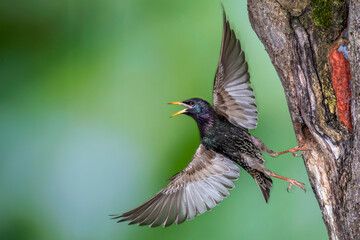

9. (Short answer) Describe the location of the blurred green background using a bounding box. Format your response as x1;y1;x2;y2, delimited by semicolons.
0;0;328;239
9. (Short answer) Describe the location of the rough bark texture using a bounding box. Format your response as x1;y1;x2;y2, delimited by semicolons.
247;0;360;239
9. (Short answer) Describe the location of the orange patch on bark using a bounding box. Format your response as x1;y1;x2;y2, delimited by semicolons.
329;44;353;130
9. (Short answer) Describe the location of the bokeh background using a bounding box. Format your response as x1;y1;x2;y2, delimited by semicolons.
0;0;328;239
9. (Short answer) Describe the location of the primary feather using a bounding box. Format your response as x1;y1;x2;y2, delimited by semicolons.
111;145;240;227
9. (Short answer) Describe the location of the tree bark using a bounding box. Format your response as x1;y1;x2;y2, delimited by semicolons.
247;0;360;239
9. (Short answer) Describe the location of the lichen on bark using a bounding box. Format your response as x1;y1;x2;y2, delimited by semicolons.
298;1;348;128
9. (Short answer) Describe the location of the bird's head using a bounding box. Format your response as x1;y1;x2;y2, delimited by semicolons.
169;98;214;120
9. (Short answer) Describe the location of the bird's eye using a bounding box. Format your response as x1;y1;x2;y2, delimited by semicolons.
188;101;195;106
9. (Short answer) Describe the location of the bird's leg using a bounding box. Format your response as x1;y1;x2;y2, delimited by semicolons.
264;169;306;192
250;135;309;157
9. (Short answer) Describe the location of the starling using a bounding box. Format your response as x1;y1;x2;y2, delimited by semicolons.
112;8;307;228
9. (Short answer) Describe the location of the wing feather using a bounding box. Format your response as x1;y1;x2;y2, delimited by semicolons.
213;9;258;129
112;144;240;227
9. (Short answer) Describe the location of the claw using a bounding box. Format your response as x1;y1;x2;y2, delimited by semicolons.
286;179;306;192
274;146;310;157
271;173;306;193
288;146;310;157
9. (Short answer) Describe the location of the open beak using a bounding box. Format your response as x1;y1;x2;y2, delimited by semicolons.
169;101;190;117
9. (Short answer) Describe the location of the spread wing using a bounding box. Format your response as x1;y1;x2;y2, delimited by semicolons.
112;144;240;227
212;10;258;129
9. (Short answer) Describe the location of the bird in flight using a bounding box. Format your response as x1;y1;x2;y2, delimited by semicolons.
112;8;307;228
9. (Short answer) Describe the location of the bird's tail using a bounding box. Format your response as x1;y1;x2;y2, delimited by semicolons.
248;170;273;203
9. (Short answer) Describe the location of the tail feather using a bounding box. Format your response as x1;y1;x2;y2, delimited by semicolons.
249;170;273;203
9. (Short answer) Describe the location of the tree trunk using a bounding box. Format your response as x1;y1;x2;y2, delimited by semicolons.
247;0;360;239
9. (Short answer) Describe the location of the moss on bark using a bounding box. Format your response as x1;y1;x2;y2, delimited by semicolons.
312;0;333;28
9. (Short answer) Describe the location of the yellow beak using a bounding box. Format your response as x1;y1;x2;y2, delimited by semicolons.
169;101;188;117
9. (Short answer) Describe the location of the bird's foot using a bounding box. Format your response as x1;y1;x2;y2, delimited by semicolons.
287;146;310;157
270;173;306;192
286;179;306;192
270;146;310;157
